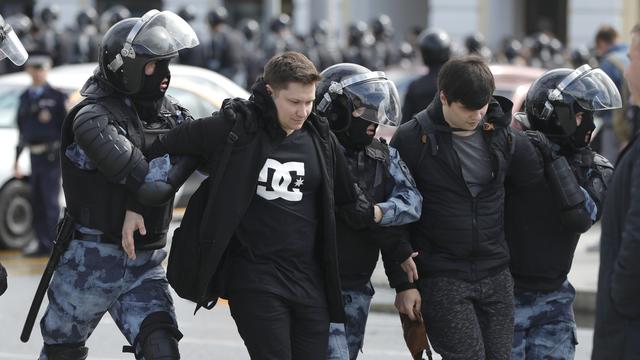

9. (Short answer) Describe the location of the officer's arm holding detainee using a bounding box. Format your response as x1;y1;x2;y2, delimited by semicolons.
72;103;199;208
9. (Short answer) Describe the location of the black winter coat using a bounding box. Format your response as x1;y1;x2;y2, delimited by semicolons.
391;95;542;281
152;80;356;322
593;130;640;359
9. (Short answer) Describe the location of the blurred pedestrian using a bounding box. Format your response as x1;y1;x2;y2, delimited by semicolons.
592;23;640;360
592;25;628;163
14;52;66;257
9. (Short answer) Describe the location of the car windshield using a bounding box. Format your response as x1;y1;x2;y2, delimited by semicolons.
0;85;23;128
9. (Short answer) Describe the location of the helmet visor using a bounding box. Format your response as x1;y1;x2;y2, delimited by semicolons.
553;66;622;111
0;25;28;65
130;10;199;56
343;77;401;126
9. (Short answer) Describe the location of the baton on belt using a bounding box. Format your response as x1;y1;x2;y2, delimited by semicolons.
20;210;75;343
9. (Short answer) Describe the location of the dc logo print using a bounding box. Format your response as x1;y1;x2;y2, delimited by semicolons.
256;159;306;201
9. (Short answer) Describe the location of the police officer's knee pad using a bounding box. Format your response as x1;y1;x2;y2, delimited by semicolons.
43;343;88;360
136;311;183;360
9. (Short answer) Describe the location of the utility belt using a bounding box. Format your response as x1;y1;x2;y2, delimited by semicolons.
73;230;115;244
72;229;166;250
28;141;60;155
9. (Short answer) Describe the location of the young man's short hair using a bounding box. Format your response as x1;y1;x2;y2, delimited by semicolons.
438;56;495;109
595;25;619;45
263;51;321;91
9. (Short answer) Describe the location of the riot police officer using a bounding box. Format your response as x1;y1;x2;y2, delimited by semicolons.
206;7;246;85
342;21;376;70
0;12;28;296
370;15;396;69
315;63;422;359
176;5;207;68
401;28;451;124
506;65;620;359
239;18;264;89
37;10;199;360
69;8;101;63
14;52;67;257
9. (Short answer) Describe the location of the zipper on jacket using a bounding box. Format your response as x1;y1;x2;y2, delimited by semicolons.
470;197;479;280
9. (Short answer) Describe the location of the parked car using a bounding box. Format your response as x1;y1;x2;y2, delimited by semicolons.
0;63;249;249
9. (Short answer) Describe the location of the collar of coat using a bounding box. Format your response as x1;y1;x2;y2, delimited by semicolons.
249;77;331;141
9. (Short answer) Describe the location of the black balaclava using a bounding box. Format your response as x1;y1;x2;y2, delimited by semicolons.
134;59;171;101
572;110;595;149
336;115;376;150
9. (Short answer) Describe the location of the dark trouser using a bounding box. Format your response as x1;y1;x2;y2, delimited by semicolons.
420;268;514;360
30;152;61;250
229;290;330;360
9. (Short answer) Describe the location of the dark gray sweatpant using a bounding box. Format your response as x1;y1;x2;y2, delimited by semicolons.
420;268;514;360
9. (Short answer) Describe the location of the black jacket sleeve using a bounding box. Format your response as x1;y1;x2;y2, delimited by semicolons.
150;112;232;159
377;225;416;291
610;154;640;317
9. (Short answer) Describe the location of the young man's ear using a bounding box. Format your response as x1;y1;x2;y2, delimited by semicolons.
265;84;274;96
439;90;448;106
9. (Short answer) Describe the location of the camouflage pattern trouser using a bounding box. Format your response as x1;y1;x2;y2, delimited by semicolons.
327;282;375;360
512;280;578;360
38;239;176;359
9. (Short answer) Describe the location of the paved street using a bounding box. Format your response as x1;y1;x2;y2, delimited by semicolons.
0;273;595;359
0;220;599;359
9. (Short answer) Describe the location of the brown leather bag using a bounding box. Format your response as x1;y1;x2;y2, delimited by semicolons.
400;308;433;360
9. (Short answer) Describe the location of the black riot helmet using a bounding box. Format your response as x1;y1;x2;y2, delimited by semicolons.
371;14;393;40
77;8;98;30
270;14;291;33
311;20;329;45
100;5;131;33
207;7;228;27
348;21;368;46
100;9;199;96
417;28;451;67
178;6;197;23
36;5;59;28
525;64;622;149
240;19;260;41
0;14;28;65
316;63;401;148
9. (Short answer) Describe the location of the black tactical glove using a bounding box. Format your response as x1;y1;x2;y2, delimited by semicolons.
337;181;376;230
221;97;259;133
526;130;558;162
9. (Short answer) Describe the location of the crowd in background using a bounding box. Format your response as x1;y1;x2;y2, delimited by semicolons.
0;4;633;165
0;4;623;84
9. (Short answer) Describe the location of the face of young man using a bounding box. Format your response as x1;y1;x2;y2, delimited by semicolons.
439;91;488;133
626;31;640;104
267;82;316;135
